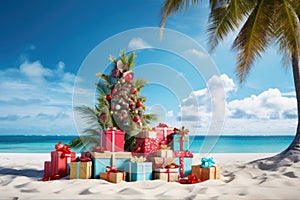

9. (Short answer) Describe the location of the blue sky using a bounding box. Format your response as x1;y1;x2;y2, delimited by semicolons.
0;0;297;135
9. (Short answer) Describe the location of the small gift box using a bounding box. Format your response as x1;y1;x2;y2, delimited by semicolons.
50;142;76;179
152;123;175;141
154;167;179;182
91;151;132;178
101;127;125;152
70;157;92;179
43;161;51;180
156;145;173;158
100;167;126;184
148;157;175;170
124;156;152;181
191;157;220;181
172;127;189;151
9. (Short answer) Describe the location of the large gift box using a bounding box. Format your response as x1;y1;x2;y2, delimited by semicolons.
124;161;152;181
91;151;132;178
191;165;220;181
173;151;193;178
100;167;126;184
50;142;76;178
70;159;92;179
154;168;179;182
101;127;125;152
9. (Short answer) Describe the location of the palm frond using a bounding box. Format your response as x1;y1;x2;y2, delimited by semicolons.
75;106;100;128
95;82;110;96
232;0;273;82
143;113;158;124
207;0;255;52
127;52;136;69
96;73;114;88
273;0;300;66
134;78;148;92
160;0;198;38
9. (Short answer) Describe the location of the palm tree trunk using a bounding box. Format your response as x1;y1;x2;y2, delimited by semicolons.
281;52;300;154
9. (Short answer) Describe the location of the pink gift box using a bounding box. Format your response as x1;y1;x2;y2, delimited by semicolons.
101;127;125;152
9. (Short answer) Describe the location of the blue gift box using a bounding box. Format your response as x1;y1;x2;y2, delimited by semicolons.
172;134;189;151
174;157;193;177
124;162;153;181
91;152;132;178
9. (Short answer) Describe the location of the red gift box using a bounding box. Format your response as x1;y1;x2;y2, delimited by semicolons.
135;138;160;154
43;161;51;179
50;142;76;179
101;127;125;152
152;123;175;142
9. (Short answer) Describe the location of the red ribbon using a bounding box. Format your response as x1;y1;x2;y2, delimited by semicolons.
105;166;124;182
173;151;194;178
159;168;177;182
76;157;91;162
55;142;71;158
165;163;179;169
179;173;201;184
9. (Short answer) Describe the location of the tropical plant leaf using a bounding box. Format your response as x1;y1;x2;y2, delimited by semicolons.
127;52;136;69
134;78;148;92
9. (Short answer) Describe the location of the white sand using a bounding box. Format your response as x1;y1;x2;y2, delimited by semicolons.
1;152;300;199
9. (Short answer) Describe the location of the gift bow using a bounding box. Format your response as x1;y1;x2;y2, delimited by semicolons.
201;157;216;168
159;144;170;150
54;142;71;158
76;157;91;162
130;156;146;163
174;126;189;137
165;163;179;169
106;166;121;173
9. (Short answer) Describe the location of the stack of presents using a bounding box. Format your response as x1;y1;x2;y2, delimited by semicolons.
43;124;220;184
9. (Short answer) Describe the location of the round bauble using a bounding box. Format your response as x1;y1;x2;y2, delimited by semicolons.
106;95;112;101
136;101;143;108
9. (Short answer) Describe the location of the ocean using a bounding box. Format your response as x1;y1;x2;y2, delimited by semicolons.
0;135;294;153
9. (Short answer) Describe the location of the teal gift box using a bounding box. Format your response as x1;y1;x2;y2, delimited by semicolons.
91;152;132;178
124;161;152;181
174;157;193;177
172;134;189;151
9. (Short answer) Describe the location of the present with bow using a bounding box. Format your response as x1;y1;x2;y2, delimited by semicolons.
156;144;173;158
154;163;179;182
192;157;220;181
172;126;189;151
100;166;126;183
124;156;152;181
101;127;125;152
173;151;193;178
70;157;92;179
91;151;132;178
152;123;175;144
48;142;76;179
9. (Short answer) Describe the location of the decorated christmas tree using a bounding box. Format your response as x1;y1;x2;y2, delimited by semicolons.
70;51;157;151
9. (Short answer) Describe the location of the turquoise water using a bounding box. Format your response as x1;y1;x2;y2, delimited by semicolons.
0;135;294;153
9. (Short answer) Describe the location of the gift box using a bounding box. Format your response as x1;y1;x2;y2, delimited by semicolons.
50;142;76;178
172;134;189;151
91;151;132;178
148;157;175;170
70;160;92;179
100;167;126;184
154;168;178;182
43;161;51;179
191;165;220;181
124;161;152;181
135;138;160;154
156;149;173;158
137;129;157;138
152;123;175;141
173;151;193;178
101;127;125;152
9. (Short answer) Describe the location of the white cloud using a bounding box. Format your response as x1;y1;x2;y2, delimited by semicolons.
0;60;77;134
185;48;209;59
176;74;297;135
166;110;174;117
128;37;152;49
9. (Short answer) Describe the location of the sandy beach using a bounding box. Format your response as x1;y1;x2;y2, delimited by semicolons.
1;152;300;199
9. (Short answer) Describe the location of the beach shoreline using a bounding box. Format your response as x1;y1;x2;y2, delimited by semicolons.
1;152;300;199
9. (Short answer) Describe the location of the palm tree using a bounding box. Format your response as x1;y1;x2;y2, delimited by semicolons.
160;0;300;164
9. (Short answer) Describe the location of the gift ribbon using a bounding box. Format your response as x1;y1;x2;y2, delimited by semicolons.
130;156;146;163
173;151;194;178
200;157;215;168
159;168;177;182
105;166;124;182
179;173;201;184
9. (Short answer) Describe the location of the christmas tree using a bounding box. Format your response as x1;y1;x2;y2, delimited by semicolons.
70;51;157;151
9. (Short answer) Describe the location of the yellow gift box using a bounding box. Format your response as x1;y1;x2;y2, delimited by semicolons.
70;161;92;179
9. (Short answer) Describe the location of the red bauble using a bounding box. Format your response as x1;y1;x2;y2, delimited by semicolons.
130;105;135;110
123;71;134;81
131;88;137;94
136;101;143;108
99;113;108;123
106;95;112;101
133;116;139;122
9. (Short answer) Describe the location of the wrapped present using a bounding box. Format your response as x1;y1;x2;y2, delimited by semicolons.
173;151;193;178
43;161;51;181
154;168;179;182
191;165;220;181
172;127;189;151
101;127;125;152
135;138;160;154
91;151;132;178
50;142;76;179
152;123;175;142
124;156;152;181
137;128;157;139
156;145;173;158
70;157;92;179
192;157;220;181
148;157;175;170
100;166;126;183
